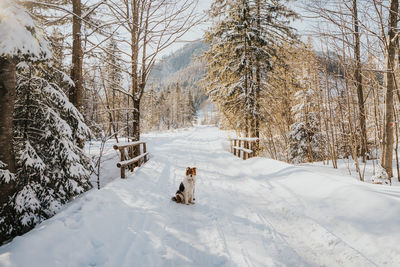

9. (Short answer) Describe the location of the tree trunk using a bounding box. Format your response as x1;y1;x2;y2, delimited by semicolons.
253;0;261;155
131;0;139;141
382;0;399;179
132;99;141;141
353;0;368;162
0;57;16;207
70;0;83;112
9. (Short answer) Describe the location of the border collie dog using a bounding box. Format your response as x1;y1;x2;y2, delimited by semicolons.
171;167;197;205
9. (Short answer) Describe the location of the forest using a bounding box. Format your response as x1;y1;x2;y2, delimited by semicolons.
1;0;400;250
203;0;400;185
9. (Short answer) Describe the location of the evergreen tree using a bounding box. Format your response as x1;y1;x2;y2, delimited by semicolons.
105;38;123;137
288;88;324;163
0;60;92;242
204;0;297;137
184;90;197;125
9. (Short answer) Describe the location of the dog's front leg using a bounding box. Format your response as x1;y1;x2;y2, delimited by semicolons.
184;191;189;205
189;192;194;204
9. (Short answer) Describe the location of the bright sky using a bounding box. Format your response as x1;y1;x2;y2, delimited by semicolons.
160;0;314;58
157;0;212;58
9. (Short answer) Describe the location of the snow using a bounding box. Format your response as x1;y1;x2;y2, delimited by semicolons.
0;161;15;183
117;152;149;167
1;126;400;266
303;156;400;187
0;0;50;59
231;137;259;141
232;146;253;154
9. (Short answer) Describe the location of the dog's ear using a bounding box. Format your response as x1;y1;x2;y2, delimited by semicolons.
186;167;190;176
192;167;197;175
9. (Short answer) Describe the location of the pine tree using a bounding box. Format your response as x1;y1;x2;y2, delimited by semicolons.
288;86;324;164
104;38;123;138
0;61;93;242
1;0;51;243
204;0;297;137
184;90;197;126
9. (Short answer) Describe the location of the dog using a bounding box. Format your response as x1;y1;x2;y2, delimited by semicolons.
171;167;197;205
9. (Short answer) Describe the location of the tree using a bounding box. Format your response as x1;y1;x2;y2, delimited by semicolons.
204;0;297;140
381;0;399;180
0;0;92;243
289;88;324;163
0;60;92;243
106;0;202;141
352;0;368;162
69;0;83;112
0;0;50;235
0;57;16;212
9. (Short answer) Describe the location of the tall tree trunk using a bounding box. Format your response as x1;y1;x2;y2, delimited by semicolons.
382;0;399;179
131;0;139;141
132;99;140;140
0;57;16;207
70;0;83;111
253;0;261;155
353;0;368;162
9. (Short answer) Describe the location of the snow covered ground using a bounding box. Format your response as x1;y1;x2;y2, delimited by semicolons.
303;157;400;187
1;126;400;267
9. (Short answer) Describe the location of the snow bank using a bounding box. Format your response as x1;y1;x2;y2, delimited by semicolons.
0;126;399;266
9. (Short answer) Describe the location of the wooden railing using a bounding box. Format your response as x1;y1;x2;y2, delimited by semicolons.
113;141;148;178
230;137;259;160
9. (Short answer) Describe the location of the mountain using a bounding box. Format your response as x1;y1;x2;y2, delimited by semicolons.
148;41;209;108
149;41;209;84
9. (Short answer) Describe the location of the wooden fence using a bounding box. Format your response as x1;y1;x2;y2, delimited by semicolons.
230;137;259;160
113;141;149;178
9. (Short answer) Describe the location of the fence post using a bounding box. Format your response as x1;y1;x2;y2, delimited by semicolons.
249;141;254;158
143;143;148;163
243;140;248;160
137;144;142;167
128;147;133;171
122;166;126;179
238;140;241;158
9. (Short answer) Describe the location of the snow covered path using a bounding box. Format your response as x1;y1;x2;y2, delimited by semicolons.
1;126;400;267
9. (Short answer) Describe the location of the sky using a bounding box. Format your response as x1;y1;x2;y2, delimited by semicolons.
157;0;212;58
160;0;314;58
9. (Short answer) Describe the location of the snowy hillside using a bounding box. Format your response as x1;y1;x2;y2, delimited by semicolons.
1;126;400;266
148;41;208;83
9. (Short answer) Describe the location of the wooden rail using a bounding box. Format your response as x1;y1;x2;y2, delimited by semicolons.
113;141;148;178
230;137;259;160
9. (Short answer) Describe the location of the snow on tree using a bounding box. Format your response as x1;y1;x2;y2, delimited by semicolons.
204;0;297;139
288;89;324;164
0;161;15;184
0;1;92;243
0;60;93;242
0;0;50;60
141;83;197;132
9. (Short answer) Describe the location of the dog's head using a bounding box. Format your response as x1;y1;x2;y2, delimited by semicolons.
186;167;197;181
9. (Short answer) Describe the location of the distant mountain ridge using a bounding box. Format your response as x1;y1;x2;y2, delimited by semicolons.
148;41;208;85
147;40;209;109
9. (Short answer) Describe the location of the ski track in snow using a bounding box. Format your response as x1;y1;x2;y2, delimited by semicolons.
1;126;400;267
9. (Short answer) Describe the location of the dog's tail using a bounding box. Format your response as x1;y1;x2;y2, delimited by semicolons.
171;192;184;203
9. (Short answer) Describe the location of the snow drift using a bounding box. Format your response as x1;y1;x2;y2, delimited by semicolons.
0;126;399;266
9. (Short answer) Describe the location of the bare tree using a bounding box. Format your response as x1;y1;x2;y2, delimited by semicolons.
106;0;203;140
352;0;368;162
69;0;83;112
381;0;399;179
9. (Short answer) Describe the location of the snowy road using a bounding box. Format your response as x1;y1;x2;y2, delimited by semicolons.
1;126;400;267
